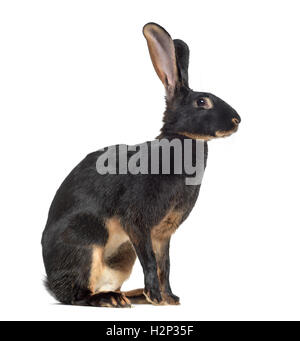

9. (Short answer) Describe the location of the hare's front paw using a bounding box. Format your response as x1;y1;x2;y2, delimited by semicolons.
162;292;180;305
144;287;163;305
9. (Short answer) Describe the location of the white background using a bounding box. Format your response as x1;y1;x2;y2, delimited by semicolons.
0;0;299;321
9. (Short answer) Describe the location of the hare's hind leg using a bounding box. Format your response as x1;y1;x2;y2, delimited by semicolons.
78;291;131;308
74;243;135;308
46;244;131;308
79;219;137;308
45;216;136;308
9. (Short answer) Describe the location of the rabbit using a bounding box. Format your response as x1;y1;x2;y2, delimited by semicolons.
42;22;241;308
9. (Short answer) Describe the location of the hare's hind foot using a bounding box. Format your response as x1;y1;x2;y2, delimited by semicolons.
123;288;162;305
124;288;180;306
76;291;131;308
123;288;150;305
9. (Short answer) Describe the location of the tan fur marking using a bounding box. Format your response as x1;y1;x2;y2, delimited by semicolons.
94;265;132;293
122;295;131;305
205;97;214;109
179;132;213;141
124;289;149;305
232;118;239;125
89;246;104;293
123;288;145;297
92;217;136;293
104;217;136;273
104;217;130;259
215;125;238;138
144;290;166;306
193;96;214;109
151;210;183;241
111;297;117;306
105;241;136;272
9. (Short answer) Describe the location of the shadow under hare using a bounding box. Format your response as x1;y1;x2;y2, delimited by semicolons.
42;22;241;307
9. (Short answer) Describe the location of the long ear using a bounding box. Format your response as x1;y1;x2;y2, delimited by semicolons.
173;39;190;88
143;23;178;98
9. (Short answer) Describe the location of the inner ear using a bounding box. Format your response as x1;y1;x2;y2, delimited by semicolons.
143;23;178;97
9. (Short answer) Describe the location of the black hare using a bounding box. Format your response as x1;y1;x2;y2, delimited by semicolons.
42;23;240;307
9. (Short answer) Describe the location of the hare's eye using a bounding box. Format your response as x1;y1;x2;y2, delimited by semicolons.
196;98;207;107
194;97;213;109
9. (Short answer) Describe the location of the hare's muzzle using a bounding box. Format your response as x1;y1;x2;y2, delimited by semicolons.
232;117;240;126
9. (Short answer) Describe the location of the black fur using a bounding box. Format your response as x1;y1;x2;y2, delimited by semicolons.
42;22;240;306
174;39;189;87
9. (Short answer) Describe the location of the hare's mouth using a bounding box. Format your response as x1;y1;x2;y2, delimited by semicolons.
179;118;239;140
215;118;239;138
179;132;214;141
179;129;237;140
215;125;238;138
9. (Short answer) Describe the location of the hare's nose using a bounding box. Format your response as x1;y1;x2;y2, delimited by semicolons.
232;117;240;125
234;113;241;123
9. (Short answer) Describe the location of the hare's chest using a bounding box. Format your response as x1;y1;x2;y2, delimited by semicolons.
151;210;183;240
151;185;201;240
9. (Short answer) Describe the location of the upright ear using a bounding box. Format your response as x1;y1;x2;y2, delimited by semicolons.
143;23;179;98
173;39;190;88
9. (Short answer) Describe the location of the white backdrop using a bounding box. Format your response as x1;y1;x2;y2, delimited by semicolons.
1;0;300;321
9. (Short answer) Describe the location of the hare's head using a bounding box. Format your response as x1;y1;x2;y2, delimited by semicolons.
143;23;241;140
